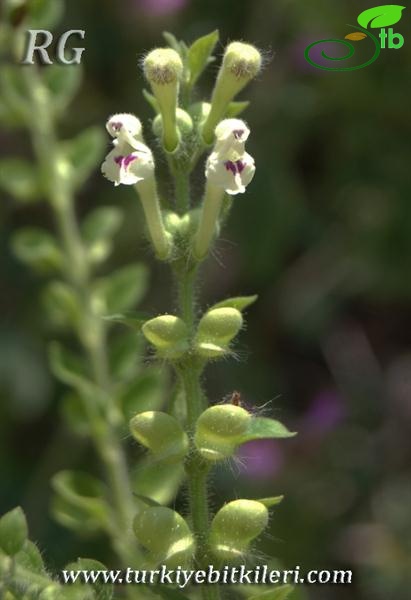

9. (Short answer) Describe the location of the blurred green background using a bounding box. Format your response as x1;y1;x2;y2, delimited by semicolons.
1;0;411;599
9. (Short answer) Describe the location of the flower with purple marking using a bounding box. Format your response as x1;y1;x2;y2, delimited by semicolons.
205;118;255;195
102;139;154;187
214;118;250;156
102;113;155;186
106;113;143;148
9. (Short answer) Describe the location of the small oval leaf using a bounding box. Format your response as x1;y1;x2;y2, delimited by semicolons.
345;32;367;41
357;5;405;29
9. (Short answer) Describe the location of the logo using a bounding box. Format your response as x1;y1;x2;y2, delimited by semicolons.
305;4;406;71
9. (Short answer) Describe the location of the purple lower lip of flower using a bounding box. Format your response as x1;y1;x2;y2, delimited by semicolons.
114;154;138;168
225;160;245;175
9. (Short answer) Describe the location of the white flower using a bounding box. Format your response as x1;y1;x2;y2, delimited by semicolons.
206;151;255;195
205;118;255;195
101;139;154;187
106;113;143;148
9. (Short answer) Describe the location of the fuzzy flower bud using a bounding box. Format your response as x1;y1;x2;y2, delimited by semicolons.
143;48;183;152
195;307;243;358
209;499;269;564
194;405;251;461
130;411;189;463
202;42;262;144
133;507;194;568
142;315;189;359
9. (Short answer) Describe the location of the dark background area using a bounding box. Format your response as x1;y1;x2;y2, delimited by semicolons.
1;1;411;599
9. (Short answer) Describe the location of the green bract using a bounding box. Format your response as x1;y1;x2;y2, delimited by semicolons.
195;307;243;358
142;315;189;359
195;404;251;460
209;499;269;563
130;411;189;463
133;506;194;568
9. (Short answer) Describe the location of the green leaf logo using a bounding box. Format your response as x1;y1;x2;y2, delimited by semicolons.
357;5;405;29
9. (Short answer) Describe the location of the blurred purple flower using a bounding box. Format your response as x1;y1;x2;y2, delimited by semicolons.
237;439;284;481
131;0;187;16
302;389;346;435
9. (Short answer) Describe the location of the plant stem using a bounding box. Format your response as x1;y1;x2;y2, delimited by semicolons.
23;67;139;572
175;207;221;600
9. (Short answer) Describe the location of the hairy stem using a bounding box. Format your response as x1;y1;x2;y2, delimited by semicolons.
175;206;221;600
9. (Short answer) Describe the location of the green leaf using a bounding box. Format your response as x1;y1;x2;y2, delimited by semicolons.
12;228;62;273
48;342;97;397
51;471;109;534
42;64;81;115
258;496;284;508
28;0;65;29
82;206;123;244
0;159;43;203
120;368;166;418
226;100;250;118
163;31;183;54
42;281;81;330
0;67;31;125
60;392;90;437
81;206;123;264
357;5;405;29
211;294;258;312
143;89;160;114
154;587;191;600
16;540;45;574
103;311;150;331
187;30;219;87
64;558;113;600
249;585;294;600
109;330;142;381
237;417;296;444
95;264;148;314
0;507;28;556
62;127;105;190
132;459;184;505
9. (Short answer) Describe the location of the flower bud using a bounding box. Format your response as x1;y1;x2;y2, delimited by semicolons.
194;405;251;461
130;411;189;463
133;507;194;568
153;108;193;139
195;307;243;358
143;48;183;152
142;315;189;359
209;499;268;563
144;48;183;85
202;42;262;144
